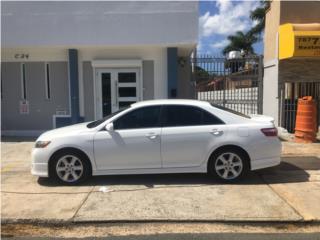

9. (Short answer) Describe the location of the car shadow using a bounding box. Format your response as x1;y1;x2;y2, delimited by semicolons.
255;155;319;184
37;156;319;187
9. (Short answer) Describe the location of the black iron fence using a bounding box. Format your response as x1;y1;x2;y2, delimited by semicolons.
280;82;320;133
192;55;263;115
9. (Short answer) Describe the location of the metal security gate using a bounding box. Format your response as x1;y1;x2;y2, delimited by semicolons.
192;55;263;115
280;82;320;133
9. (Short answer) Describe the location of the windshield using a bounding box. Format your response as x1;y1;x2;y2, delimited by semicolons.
210;103;251;119
86;107;129;128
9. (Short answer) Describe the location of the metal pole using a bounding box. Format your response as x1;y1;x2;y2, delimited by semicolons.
223;57;226;107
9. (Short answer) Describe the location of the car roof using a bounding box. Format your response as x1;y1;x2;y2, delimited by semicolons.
131;99;211;108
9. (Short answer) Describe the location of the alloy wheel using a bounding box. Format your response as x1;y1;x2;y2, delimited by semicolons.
56;155;84;183
214;152;243;180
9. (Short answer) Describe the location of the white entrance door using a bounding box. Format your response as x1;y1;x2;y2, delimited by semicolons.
95;68;141;119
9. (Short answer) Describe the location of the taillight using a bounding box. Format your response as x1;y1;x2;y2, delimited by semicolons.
261;128;278;137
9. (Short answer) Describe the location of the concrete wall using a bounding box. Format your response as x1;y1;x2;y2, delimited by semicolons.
2;1;198;47
264;1;280;62
1;46;192;132
142;60;154;100
279;59;320;83
177;58;194;99
82;61;95;121
263;1;280;124
263;61;279;126
1;62;69;132
280;1;320;24
2;46;169;116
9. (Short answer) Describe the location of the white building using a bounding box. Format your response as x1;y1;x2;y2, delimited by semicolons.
1;1;198;136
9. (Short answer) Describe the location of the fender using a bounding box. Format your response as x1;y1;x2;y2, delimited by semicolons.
200;140;252;168
48;141;97;172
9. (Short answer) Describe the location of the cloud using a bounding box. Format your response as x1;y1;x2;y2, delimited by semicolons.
197;41;203;51
199;0;260;37
210;39;229;49
198;0;262;54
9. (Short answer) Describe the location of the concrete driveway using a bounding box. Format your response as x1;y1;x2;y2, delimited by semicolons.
1;138;320;223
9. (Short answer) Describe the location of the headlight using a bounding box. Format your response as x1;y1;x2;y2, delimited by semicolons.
35;141;51;148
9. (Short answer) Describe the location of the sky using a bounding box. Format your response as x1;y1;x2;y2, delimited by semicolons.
198;0;264;55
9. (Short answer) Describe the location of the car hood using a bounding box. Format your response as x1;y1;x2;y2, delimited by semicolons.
38;122;91;140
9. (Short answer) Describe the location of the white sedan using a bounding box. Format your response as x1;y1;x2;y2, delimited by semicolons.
31;100;281;184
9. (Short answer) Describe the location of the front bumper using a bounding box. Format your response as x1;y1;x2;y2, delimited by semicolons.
31;148;50;177
31;162;48;177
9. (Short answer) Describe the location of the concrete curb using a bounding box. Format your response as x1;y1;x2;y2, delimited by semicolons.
3;218;320;226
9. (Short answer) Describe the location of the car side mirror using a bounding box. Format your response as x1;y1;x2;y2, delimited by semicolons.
105;123;114;131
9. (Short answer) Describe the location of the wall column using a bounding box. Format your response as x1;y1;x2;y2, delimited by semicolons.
68;49;80;123
55;49;83;127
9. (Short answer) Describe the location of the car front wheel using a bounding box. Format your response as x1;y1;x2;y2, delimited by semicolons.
208;149;249;182
50;150;91;184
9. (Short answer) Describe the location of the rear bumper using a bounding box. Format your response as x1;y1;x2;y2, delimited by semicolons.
249;135;282;171
251;156;281;170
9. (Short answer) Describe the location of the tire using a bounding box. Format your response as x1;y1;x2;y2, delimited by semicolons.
208;148;249;182
49;149;91;185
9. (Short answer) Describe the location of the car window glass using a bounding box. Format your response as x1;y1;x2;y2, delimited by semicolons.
164;106;202;127
113;106;161;130
87;107;128;128
163;105;224;127
202;110;225;125
211;103;250;119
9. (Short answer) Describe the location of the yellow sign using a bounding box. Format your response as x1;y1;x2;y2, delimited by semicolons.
295;36;320;56
279;24;320;60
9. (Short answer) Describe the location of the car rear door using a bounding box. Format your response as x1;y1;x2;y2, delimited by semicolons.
160;105;226;168
93;106;162;170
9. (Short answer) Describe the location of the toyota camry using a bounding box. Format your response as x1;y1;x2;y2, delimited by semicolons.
31;99;281;184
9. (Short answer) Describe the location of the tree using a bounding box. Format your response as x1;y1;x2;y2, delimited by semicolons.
222;31;258;56
249;0;271;38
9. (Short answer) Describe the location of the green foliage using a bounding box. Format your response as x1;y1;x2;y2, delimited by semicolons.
249;0;270;37
222;31;258;55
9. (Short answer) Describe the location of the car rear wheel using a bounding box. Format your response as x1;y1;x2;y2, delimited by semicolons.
208;148;249;182
50;150;91;184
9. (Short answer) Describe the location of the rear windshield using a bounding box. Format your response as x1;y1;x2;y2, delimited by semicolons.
87;107;129;128
210;103;251;119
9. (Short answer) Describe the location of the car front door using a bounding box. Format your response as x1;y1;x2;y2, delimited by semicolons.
93;106;162;170
160;105;226;168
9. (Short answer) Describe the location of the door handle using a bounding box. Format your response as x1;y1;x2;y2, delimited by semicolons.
210;129;223;136
145;133;157;139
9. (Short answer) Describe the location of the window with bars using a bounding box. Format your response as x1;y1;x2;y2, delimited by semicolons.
21;63;27;99
45;63;51;99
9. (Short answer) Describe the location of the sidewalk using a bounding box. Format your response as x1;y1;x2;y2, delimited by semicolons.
1;141;320;223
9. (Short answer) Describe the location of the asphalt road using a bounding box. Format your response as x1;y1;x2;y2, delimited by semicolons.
2;233;320;240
